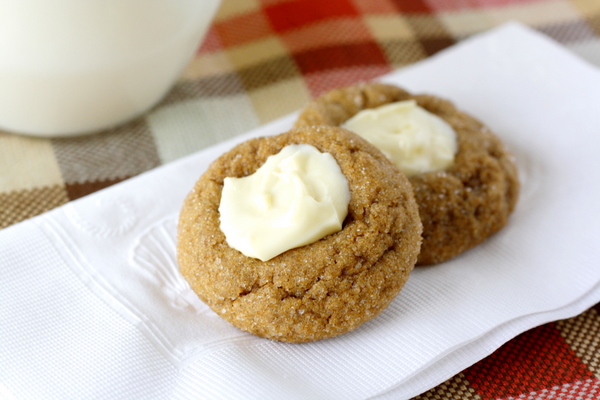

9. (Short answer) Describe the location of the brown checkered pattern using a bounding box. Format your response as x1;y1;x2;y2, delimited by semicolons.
2;0;600;398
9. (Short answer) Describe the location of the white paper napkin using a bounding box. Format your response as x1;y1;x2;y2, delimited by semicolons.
2;22;600;400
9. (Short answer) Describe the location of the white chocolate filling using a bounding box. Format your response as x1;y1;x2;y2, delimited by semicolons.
342;100;458;177
219;144;350;261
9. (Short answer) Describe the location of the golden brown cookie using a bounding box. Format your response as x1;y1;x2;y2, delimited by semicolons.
294;83;520;265
178;126;422;342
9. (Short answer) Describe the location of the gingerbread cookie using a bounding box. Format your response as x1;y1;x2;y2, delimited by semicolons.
178;126;422;342
294;83;519;265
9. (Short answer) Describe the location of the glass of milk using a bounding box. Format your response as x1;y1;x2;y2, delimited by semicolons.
0;0;221;137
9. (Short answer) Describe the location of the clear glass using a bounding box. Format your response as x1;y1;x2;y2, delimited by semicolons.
0;0;220;137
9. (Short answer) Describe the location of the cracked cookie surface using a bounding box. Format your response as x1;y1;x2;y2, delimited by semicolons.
177;126;422;342
294;83;520;265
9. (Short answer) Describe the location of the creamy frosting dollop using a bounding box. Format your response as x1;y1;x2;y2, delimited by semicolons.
219;144;350;261
342;99;458;177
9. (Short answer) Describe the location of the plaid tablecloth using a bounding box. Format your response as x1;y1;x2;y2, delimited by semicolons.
2;0;600;398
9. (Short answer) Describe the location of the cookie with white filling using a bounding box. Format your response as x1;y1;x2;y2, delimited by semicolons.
294;83;520;265
178;126;422;342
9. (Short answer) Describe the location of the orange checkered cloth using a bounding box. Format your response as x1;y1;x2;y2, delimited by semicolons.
2;0;600;398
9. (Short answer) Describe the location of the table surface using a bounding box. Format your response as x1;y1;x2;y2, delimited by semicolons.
2;0;600;398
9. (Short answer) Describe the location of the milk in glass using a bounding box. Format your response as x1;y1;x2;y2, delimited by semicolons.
0;0;220;136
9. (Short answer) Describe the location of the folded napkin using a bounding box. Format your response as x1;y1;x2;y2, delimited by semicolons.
2;23;600;400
